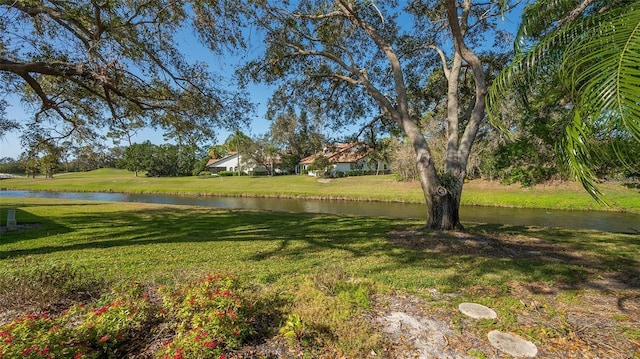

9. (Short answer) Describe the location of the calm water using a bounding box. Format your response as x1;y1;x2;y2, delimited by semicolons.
1;190;639;233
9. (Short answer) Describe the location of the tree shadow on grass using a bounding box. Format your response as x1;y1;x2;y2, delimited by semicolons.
1;202;638;292
0;205;395;261
382;223;640;291
0;205;73;245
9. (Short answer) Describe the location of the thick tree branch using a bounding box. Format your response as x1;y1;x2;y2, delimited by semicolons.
556;0;597;29
335;0;407;122
444;0;487;171
428;44;451;79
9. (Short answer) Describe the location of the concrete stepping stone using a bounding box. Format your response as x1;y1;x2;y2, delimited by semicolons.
458;302;497;319
488;330;538;357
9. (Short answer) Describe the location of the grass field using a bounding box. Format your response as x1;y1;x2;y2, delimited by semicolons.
1;170;639;357
1;196;639;358
2;168;640;212
6;197;635;287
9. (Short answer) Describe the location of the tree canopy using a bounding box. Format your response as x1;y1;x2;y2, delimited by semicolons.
0;0;251;151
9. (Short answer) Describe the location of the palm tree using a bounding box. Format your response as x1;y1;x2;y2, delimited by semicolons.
488;0;640;200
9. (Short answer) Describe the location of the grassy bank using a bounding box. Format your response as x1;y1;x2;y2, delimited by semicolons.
1;198;637;288
1;198;639;357
2;168;640;212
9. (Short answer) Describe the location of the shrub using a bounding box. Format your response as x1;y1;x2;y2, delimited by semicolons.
71;282;153;355
156;274;254;359
217;171;237;177
345;169;376;177
0;271;256;359
0;282;152;359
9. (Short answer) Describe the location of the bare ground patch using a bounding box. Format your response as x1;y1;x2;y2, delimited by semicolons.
379;228;640;358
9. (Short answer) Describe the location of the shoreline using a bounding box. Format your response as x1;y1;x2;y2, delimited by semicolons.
2;186;639;214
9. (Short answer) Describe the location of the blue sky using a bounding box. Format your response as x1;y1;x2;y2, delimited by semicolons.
0;3;523;160
0;24;276;159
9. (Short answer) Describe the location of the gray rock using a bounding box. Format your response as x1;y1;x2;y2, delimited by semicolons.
487;330;538;357
458;302;497;319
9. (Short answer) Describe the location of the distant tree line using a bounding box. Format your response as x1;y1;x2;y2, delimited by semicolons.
2;125;638;183
119;141;206;177
0;142;120;177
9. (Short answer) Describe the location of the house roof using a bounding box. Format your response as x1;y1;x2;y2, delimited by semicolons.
300;143;371;165
206;152;238;167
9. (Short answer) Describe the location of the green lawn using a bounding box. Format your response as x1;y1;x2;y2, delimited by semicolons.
1;197;639;357
2;168;640;212
1;197;637;289
2;171;639;357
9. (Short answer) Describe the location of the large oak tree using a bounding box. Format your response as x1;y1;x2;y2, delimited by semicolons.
244;0;515;230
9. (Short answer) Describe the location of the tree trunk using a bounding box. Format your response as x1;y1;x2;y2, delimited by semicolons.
426;189;463;230
415;152;465;231
406;123;465;231
339;0;477;231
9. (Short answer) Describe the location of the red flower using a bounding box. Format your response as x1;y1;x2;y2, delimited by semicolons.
99;334;111;343
93;305;109;316
203;341;217;348
219;355;226;359
74;353;84;359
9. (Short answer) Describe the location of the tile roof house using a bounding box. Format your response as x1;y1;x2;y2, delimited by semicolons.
299;143;389;176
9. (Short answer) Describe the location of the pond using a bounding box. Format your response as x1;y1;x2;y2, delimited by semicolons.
1;190;639;233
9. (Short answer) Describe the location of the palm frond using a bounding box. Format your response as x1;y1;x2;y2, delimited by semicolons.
515;0;582;50
562;6;640;141
488;0;640;201
560;113;607;204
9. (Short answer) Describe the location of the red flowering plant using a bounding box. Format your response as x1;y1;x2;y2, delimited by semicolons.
0;282;152;359
156;274;254;359
71;281;152;353
0;311;96;359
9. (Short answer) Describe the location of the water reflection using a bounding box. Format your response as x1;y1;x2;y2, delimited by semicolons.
1;190;638;233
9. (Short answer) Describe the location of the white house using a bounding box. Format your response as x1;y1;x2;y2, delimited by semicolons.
206;152;244;174
299;143;389;176
206;152;281;175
